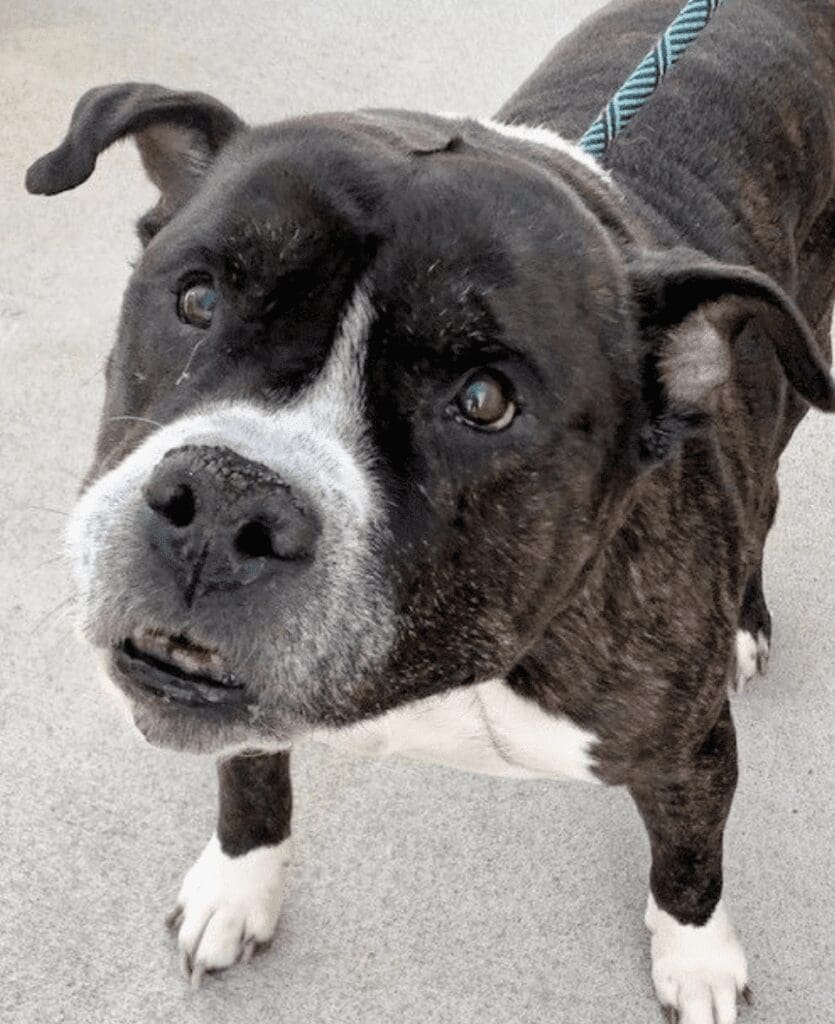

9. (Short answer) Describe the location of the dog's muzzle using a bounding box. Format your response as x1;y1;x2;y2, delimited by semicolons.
109;443;321;709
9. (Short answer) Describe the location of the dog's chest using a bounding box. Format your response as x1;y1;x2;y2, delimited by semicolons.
314;679;599;782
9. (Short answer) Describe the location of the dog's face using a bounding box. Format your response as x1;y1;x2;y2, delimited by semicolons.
28;84;833;754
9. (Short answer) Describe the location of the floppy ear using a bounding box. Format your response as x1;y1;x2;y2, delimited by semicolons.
25;82;243;239
628;248;835;465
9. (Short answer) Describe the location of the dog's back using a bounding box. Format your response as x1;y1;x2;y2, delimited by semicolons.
500;0;835;279
502;0;835;523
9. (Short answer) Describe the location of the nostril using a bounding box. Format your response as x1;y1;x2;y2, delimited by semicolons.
144;446;320;593
149;483;196;528
234;520;276;559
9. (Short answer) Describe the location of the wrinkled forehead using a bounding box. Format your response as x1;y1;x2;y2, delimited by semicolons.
143;124;626;375
146;156;370;293
370;155;628;367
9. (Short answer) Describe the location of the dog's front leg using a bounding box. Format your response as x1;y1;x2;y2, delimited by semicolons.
167;750;293;986
630;703;749;1024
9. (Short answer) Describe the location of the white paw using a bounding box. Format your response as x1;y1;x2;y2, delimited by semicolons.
645;894;750;1024
733;629;769;693
167;833;291;986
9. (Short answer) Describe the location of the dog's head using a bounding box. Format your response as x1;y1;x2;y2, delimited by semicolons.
27;83;834;753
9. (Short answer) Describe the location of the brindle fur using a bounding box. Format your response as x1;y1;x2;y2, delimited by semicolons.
26;0;835;963
217;751;292;857
217;0;835;928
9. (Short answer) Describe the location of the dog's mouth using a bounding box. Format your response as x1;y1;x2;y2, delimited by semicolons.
113;629;252;708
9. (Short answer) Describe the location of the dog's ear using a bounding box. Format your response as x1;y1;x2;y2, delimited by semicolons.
628;248;835;466
25;82;243;239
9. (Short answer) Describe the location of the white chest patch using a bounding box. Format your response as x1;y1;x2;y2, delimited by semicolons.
315;678;599;782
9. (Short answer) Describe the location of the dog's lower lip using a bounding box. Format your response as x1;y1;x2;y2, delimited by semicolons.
114;636;252;708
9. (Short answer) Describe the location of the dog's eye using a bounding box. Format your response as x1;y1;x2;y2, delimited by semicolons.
178;282;217;328
455;371;516;431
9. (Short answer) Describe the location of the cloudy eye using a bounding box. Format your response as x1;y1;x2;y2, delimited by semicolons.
178;281;217;328
455;371;516;431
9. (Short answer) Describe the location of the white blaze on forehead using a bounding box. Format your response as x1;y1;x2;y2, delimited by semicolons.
298;282;374;433
68;281;381;594
479;118;612;182
434;112;611;183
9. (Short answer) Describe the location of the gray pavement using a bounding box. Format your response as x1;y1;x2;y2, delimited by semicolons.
1;2;833;1022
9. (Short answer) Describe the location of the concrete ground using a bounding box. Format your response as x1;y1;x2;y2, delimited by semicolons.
1;2;833;1022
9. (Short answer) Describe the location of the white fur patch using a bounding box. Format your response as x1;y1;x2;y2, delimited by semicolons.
733;628;769;693
315;677;599;782
67;283;388;649
645;893;748;1024
659;307;732;407
169;833;291;986
734;630;758;691
69;282;376;563
479;117;611;181
755;630;770;673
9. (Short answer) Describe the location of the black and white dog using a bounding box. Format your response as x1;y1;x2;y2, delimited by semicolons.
25;0;834;1020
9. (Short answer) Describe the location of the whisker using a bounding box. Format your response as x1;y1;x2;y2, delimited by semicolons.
30;594;76;635
176;337;207;386
107;415;165;430
83;352;145;388
28;505;70;518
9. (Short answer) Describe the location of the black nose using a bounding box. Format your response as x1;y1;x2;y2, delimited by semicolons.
143;444;319;603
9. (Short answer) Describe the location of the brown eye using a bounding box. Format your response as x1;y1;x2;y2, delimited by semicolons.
178;282;217;328
455;371;516;431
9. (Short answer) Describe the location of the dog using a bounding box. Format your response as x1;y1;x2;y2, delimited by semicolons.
25;0;835;1019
